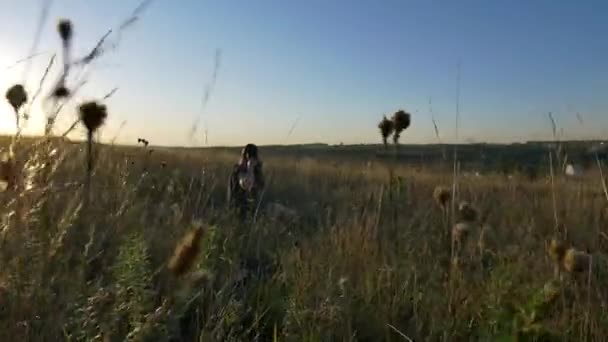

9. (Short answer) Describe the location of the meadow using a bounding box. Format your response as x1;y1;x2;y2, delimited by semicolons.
1;10;607;342
1;135;608;341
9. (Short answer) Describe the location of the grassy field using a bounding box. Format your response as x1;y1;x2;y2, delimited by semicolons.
1;137;608;341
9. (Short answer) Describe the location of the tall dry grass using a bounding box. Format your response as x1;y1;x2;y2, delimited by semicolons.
0;5;607;341
0;138;607;341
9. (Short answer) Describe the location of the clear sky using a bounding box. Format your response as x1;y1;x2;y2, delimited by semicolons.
0;0;607;146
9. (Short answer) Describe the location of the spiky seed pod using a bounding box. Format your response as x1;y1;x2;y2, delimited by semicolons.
391;110;411;144
168;223;205;276
52;85;70;98
5;84;27;112
542;280;561;305
187;270;212;288
392;110;411;132
0;152;15;192
78;101;107;132
378;116;394;146
433;186;451;209
478;224;495;254
548;238;568;264
452;222;472;247
57;19;73;43
458;201;478;222
563;248;591;273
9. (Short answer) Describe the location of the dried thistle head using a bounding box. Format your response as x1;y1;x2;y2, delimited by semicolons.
0;151;15;192
452;222;472;246
563;248;591;274
52;85;70;98
57;19;73;43
78;101;107;132
433;186;451;209
5;84;27;112
547;238;568;264
378;116;394;141
392;110;411;132
458;201;478;222
168;222;205;276
187;270;212;288
542;280;561;305
478;224;495;254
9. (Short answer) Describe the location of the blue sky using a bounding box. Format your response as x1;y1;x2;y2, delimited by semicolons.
0;0;606;146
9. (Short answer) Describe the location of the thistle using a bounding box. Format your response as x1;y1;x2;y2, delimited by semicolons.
391;109;411;145
168;222;205;276
452;222;472;252
457;201;478;222
548;238;567;264
548;238;568;277
563;248;591;274
78;101;108;214
57;19;73;98
79;101;107;132
57;19;73;43
0;151;15;192
433;186;451;210
6;84;28;128
52;85;70;99
378;116;394;149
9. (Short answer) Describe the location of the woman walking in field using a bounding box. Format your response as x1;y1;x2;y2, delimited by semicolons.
228;144;265;220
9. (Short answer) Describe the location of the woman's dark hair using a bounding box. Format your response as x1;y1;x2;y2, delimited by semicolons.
242;144;259;161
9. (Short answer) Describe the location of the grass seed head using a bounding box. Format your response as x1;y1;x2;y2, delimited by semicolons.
57;19;73;43
78;101;107;132
5;84;27;112
563;248;591;273
433;186;451;209
168;222;205;276
458;201;478;222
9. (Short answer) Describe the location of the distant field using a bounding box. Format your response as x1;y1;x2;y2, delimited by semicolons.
1;136;607;341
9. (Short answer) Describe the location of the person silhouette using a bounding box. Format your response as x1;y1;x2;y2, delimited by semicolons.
227;144;265;220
